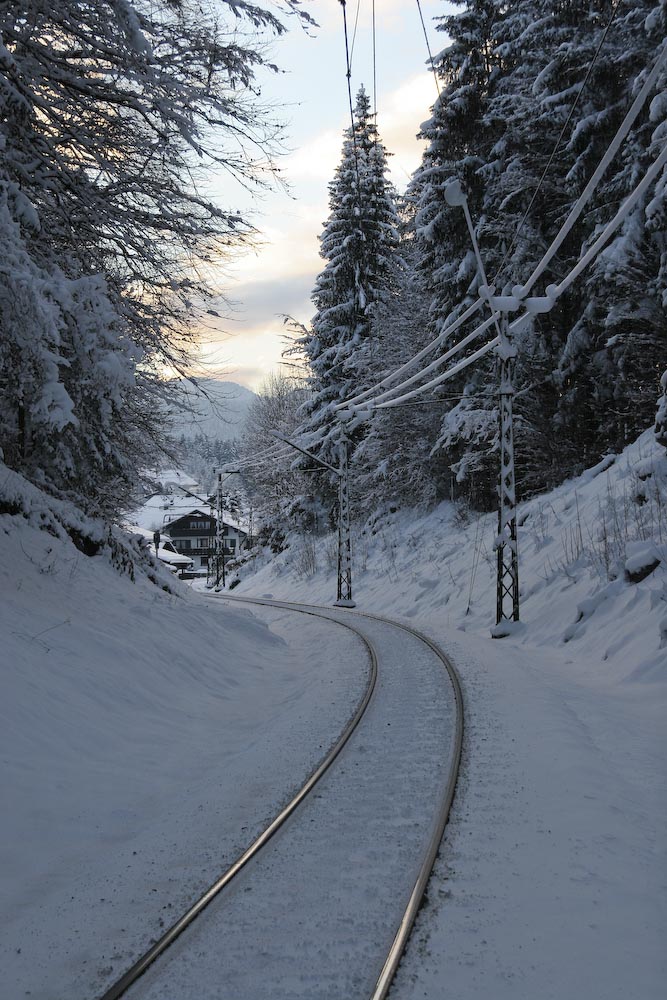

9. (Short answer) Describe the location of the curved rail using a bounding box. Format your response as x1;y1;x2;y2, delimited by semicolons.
97;605;378;1000
223;597;464;1000
362;612;463;1000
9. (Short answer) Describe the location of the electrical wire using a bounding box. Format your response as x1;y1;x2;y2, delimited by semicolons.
225;443;295;472
370;391;498;410
339;0;363;203
415;0;441;99
374;337;500;410
372;0;377;121
517;38;667;297
349;0;362;64
374;130;667;413
337;298;485;408
336;38;667;417
360;310;500;409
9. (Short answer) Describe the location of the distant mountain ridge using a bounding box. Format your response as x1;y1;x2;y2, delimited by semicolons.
167;379;257;441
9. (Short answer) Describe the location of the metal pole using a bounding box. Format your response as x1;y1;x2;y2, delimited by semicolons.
270;431;355;608
334;437;355;607
495;314;520;630
215;472;223;589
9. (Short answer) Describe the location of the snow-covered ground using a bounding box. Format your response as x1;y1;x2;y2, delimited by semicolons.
0;467;367;999
1;430;665;999
230;429;667;998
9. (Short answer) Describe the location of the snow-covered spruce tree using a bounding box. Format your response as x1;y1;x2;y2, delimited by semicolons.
537;1;667;463
352;207;447;510
0;0;310;515
411;0;667;506
647;2;667;454
409;0;506;510
298;87;402;490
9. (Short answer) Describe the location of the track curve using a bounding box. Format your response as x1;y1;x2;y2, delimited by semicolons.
100;596;463;1000
98;604;377;1000
222;597;464;1000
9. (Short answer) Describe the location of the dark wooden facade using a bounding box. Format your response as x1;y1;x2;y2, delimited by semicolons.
163;509;246;569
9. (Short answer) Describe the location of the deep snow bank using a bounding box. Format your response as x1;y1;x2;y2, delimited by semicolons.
236;430;667;682
0;464;367;999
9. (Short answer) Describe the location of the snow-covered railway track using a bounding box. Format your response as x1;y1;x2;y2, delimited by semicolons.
99;598;463;1000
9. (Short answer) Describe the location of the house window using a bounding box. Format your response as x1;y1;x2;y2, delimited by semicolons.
190;519;209;529
227;538;236;551
200;556;208;567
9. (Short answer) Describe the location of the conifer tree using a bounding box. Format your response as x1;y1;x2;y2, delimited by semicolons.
409;0;666;506
299;87;401;473
409;0;505;509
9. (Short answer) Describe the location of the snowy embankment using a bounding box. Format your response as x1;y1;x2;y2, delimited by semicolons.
231;430;667;999
0;464;367;1000
1;430;665;1000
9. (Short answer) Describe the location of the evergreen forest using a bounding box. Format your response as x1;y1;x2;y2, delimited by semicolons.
1;0;665;532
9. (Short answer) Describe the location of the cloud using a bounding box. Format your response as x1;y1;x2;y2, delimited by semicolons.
281;73;434;196
225;205;325;286
379;74;436;186
198;42;446;388
286;131;342;182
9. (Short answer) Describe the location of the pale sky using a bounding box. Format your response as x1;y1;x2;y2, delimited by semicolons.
198;0;455;391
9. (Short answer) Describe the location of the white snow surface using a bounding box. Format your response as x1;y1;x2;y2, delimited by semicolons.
1;430;666;999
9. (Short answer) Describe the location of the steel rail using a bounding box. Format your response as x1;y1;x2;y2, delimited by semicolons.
359;609;464;1000
97;604;378;1000
221;595;464;1000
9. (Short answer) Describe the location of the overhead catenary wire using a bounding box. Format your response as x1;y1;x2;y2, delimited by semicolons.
337;39;667;416
359;310;500;409
220;444;287;470
369;133;667;414
415;0;441;99
349;0;362;63
234;446;295;469
337;298;486;408
338;0;363;203
516;38;667;298
372;0;378;122
374;337;500;410
222;443;295;473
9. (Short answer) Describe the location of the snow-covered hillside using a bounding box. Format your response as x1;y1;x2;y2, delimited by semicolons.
228;430;667;998
236;430;667;681
1;431;665;999
166;379;256;441
0;463;366;999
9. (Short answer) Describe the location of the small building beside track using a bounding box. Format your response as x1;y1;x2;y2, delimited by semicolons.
162;509;248;570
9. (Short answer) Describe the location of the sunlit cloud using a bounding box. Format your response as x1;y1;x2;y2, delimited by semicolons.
286;130;342;182
227;206;325;285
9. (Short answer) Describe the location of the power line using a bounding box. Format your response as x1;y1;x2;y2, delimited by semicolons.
368;134;667;413
338;298;485;409
339;0;363;202
349;0;362;63
364;310;500;408
372;0;377;122
415;0;441;99
375;338;500;410
336;40;667;416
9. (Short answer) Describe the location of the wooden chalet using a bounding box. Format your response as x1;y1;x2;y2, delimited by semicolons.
162;508;248;570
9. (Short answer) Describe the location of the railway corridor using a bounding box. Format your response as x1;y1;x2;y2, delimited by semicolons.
124;599;461;1000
